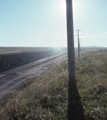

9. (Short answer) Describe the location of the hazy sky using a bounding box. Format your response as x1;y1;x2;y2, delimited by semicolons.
0;0;107;47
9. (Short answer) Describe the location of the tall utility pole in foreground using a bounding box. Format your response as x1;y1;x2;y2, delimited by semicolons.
66;0;75;119
75;29;81;57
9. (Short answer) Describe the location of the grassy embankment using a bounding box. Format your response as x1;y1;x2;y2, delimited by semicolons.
0;49;107;120
0;47;48;54
0;47;66;54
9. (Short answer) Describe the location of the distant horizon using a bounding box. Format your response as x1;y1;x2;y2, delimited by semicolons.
0;46;106;48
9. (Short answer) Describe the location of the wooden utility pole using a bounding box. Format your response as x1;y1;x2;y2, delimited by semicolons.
75;29;81;57
66;0;75;119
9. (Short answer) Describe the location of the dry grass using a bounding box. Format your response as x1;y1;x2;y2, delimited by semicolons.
0;59;68;120
0;49;107;120
76;49;107;120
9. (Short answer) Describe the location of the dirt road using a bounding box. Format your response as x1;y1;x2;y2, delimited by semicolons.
0;52;67;100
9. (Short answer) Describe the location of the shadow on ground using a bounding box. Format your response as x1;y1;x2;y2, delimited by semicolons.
68;79;85;120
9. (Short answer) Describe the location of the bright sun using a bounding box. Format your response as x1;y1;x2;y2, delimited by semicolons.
59;1;77;14
60;1;66;13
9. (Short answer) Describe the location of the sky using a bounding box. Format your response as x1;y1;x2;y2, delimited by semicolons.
0;0;107;47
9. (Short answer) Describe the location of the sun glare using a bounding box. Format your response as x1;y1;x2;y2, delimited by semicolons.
59;1;77;14
61;1;66;11
59;1;66;14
